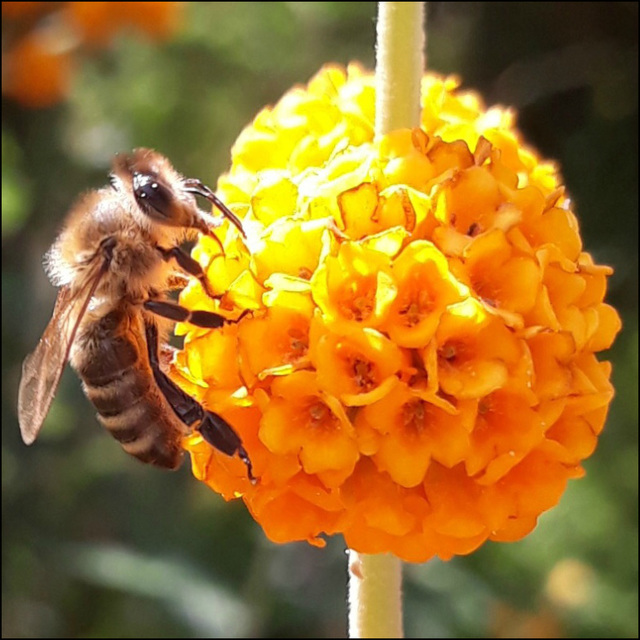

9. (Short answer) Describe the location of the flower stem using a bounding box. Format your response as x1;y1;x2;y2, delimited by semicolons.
348;550;403;638
346;3;426;637
375;1;426;137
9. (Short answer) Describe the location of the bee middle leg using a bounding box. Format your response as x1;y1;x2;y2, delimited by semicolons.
144;321;255;482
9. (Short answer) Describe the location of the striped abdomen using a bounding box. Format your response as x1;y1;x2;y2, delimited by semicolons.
71;308;186;469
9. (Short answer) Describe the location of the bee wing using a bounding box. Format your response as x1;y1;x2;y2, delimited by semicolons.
18;256;109;444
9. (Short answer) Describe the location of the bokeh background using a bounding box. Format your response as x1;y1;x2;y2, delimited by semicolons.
2;2;637;638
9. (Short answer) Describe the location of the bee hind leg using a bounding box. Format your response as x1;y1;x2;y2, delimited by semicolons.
144;321;256;482
198;413;256;483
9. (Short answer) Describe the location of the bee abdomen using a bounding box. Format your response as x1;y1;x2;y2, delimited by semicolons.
82;369;149;414
98;396;185;469
73;310;185;469
82;363;185;469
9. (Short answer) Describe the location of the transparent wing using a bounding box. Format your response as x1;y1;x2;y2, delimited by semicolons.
18;256;109;445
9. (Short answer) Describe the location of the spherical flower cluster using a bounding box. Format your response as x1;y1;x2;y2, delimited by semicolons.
2;2;180;108
176;64;621;562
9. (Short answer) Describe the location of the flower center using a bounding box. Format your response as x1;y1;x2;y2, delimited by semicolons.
351;357;376;390
440;342;458;361
307;401;336;430
399;288;433;326
470;275;499;308
401;301;421;325
402;399;426;432
478;398;491;415
339;281;374;322
466;222;482;236
285;327;308;362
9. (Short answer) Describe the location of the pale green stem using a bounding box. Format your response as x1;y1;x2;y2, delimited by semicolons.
375;1;425;137
348;551;404;638
347;3;426;639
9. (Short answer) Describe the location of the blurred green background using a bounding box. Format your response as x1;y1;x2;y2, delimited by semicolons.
2;2;637;638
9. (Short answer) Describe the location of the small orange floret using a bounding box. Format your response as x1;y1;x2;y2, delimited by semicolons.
311;241;397;331
238;299;313;384
432;300;530;399
310;318;407;407
260;372;359;484
383;240;467;347
356;382;472;487
463;229;542;316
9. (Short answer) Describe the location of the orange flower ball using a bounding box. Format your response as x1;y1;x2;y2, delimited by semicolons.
176;64;621;563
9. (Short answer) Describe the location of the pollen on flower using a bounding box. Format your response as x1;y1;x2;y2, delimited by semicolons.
176;63;621;563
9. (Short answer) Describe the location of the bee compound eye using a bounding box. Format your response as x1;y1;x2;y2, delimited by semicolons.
132;172;174;219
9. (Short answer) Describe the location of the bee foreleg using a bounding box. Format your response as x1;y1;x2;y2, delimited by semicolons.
144;299;248;328
156;245;221;299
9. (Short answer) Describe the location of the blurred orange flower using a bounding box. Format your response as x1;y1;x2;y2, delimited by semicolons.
177;64;621;563
2;1;181;107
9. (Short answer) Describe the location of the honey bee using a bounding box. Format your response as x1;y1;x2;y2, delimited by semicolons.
18;148;254;479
